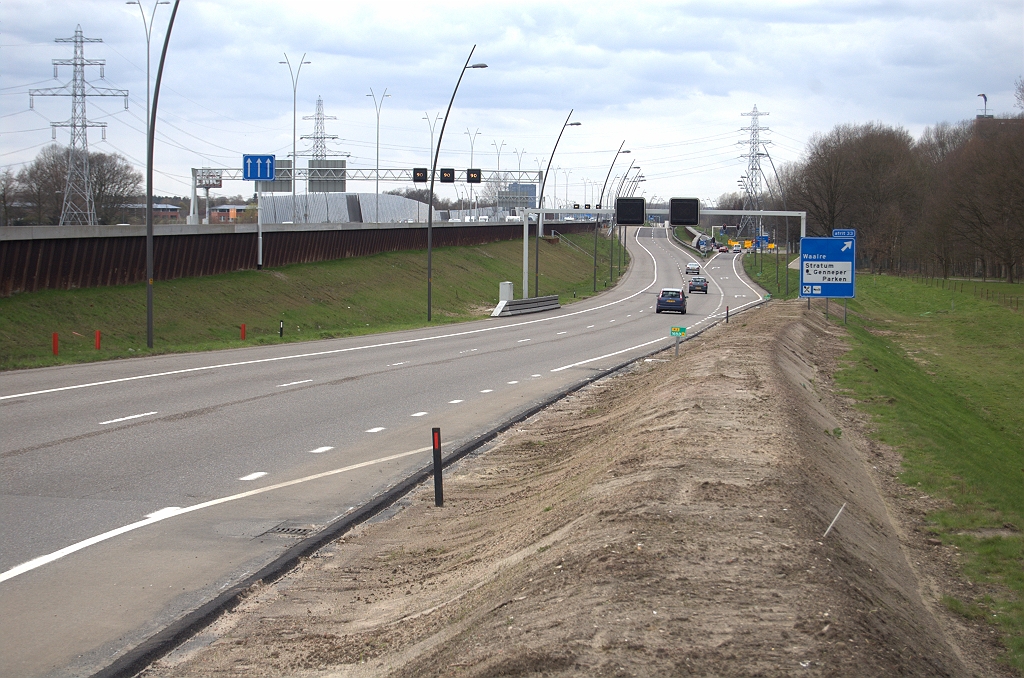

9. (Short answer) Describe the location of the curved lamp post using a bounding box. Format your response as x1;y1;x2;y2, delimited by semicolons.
535;111;580;297
367;88;390;223
128;0;177;349
492;139;505;186
465;128;480;219
281;53;311;224
426;46;486;321
596;142;629;291
423;112;442;170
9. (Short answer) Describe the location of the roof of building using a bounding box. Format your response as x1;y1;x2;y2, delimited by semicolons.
122;204;181;210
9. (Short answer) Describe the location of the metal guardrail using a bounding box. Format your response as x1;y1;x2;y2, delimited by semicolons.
669;227;706;256
490;295;560;317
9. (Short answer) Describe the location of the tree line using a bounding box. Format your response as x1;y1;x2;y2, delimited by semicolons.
1;144;143;226
737;110;1024;283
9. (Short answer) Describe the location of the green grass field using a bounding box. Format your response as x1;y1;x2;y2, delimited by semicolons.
746;254;1024;670
0;232;626;370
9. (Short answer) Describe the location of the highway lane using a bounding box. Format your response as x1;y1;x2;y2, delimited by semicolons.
0;226;764;677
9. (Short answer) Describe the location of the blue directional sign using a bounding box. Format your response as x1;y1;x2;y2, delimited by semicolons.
832;229;856;238
242;154;275;181
799;236;856;298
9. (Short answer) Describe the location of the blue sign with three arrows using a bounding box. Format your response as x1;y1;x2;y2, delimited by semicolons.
799;236;856;298
242;154;275;181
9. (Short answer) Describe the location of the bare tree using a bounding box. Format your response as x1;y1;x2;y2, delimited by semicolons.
13;145;142;225
90;151;142;224
789;125;857;237
0;169;19;226
16;144;66;225
843;123;919;273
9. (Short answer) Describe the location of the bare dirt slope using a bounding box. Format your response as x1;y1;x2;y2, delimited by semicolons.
146;301;1005;677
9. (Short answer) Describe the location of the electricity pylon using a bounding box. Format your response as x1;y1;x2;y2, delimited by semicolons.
29;25;128;226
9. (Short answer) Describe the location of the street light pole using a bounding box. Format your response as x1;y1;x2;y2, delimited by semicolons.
597;141;629;292
511;147;526;214
426;46;486;321
553;166;559;210
367;88;390;223
280;53;310;224
464;128;480;219
128;0;174;349
492;139;505;178
423;112;442;171
535;110;580;297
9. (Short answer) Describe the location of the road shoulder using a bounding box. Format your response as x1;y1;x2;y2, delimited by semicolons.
146;300;998;677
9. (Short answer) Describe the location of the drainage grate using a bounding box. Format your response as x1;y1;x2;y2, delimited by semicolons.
264;525;315;537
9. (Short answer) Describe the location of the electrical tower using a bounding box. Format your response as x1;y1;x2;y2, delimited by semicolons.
738;105;770;238
301;96;338;159
29;25;127;226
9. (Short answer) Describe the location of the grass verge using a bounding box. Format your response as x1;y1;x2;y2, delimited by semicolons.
0;232;626;370
746;257;1024;670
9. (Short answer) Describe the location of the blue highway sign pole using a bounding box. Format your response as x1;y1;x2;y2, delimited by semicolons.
242;155;275;270
799;236;856;298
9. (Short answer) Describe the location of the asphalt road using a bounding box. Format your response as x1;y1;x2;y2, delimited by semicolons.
0;227;765;677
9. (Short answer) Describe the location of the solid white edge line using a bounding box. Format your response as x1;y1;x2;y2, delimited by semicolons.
0;444;438;584
550;336;668;372
98;411;158;425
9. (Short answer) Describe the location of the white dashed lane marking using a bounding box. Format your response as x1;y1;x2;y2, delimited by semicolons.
365;427;385;433
517;339;531;343
557;331;567;335
480;389;493;393
448;399;463;404
411;412;428;417
507;381;518;384
99;412;157;425
239;472;267;481
309;446;334;454
276;380;312;388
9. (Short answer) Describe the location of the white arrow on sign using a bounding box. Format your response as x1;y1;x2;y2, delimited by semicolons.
842;241;852;251
245;157;252;176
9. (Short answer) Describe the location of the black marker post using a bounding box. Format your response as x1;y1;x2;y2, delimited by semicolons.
432;427;443;507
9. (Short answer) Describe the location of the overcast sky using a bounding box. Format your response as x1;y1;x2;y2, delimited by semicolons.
2;0;1022;206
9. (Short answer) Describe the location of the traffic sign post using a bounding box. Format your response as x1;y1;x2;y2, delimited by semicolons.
671;326;686;356
799;236;856;299
242;155;276;270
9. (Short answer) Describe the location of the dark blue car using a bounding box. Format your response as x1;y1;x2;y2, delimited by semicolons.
656;288;686;314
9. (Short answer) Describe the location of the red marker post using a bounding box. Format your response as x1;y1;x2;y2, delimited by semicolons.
52;333;59;356
95;330;101;350
240;324;246;340
432;427;443;507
